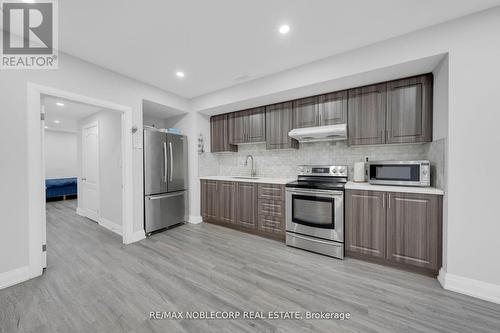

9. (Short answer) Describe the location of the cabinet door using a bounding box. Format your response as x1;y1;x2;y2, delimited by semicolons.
247;107;266;142
201;180;219;221
235;182;257;228
386;74;433;144
319;91;347;125
348;84;386;145
210;114;237;153
386;192;442;271
293;96;319;128
229;111;248;144
345;190;386;258
265;102;299;150
218;181;236;224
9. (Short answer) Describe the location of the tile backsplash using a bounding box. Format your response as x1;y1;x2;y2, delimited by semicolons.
199;139;446;189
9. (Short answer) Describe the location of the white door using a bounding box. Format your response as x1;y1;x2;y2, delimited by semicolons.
81;122;100;222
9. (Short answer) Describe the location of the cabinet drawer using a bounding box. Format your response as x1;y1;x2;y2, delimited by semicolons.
258;184;284;201
258;214;284;235
258;199;284;218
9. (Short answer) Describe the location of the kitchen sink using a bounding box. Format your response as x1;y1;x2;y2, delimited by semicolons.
231;176;260;180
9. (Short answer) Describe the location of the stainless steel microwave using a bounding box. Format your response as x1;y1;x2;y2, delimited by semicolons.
367;160;430;187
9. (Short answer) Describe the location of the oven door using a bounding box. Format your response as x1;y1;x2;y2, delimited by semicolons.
286;188;343;242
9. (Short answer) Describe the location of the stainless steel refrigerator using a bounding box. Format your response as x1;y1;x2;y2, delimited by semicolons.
144;128;188;234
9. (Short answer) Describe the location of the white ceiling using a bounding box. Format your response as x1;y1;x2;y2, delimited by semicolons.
59;0;500;98
43;95;104;132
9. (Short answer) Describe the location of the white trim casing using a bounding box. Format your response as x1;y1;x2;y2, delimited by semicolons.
26;83;138;287
99;217;122;236
0;266;31;290
438;268;500;305
188;215;203;224
125;230;146;244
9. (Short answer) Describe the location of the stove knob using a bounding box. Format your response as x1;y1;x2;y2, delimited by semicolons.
299;166;304;173
339;167;346;175
332;167;338;174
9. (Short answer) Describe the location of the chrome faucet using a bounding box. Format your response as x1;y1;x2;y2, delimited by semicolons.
244;155;256;177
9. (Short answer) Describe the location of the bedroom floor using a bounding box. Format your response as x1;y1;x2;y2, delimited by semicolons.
0;200;499;332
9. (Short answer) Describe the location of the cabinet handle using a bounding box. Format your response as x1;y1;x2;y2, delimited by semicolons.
382;194;385;208
388;194;391;209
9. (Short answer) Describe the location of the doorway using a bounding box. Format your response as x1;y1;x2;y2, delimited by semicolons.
27;84;135;279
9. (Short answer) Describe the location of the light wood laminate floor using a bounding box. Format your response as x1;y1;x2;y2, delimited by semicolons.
1;200;499;332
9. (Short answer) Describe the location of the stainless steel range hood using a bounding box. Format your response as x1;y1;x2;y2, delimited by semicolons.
288;124;347;143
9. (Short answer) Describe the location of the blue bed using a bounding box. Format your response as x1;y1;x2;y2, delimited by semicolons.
45;177;78;200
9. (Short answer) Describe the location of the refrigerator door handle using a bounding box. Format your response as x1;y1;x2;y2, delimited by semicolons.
148;191;185;200
169;142;173;182
163;142;168;183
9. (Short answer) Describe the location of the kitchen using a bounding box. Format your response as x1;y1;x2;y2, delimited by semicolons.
199;72;445;276
2;1;500;332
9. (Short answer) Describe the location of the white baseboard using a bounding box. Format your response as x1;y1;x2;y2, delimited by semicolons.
124;230;146;244
438;268;500;304
187;215;203;224
99;217;122;236
0;266;31;290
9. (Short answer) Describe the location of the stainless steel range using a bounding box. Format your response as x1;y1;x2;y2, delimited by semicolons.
285;165;347;259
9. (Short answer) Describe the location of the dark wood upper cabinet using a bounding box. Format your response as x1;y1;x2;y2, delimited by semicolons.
215;73;432;149
348;83;387;146
247;107;266;142
218;181;236;224
293;92;347;129
293;96;319;128
229;107;265;144
386;74;433;144
265;102;298;150
345;190;386;258
228;110;247;144
319;90;348;125
210;114;237;153
235;182;257;228
386;192;442;271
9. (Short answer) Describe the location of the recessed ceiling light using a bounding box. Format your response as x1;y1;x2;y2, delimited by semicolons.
44;126;49;129
279;24;290;35
54;120;61;124
56;102;64;107
176;71;185;78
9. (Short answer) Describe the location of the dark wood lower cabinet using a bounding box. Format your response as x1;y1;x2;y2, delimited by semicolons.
218;181;236;224
386;192;442;271
201;180;285;241
345;190;386;258
345;189;443;276
235;182;257;228
200;180;218;221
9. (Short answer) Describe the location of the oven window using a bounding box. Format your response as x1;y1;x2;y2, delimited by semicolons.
371;164;419;181
292;194;335;229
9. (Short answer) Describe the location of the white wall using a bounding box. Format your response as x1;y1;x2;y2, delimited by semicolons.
44;131;78;179
0;52;189;275
143;115;167;129
191;7;500;301
77;111;123;226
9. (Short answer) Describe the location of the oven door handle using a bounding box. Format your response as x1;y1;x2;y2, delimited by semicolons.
287;189;343;197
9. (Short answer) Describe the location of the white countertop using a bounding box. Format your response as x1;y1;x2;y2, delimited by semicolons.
345;181;444;195
200;175;295;185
